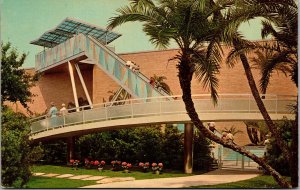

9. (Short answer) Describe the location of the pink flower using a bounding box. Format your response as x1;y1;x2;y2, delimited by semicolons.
152;163;157;167
158;163;163;167
145;162;150;167
111;161;116;165
139;162;144;167
70;159;74;164
75;160;79;163
101;160;105;165
94;160;99;166
122;162;127;166
90;161;94;165
117;161;121;165
127;163;132;168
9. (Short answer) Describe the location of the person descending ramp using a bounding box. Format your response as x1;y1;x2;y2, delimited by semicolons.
31;17;170;100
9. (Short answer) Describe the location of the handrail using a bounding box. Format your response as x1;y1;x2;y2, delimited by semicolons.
87;35;171;97
30;94;296;125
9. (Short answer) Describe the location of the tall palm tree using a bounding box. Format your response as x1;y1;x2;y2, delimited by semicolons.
222;0;297;186
107;0;290;187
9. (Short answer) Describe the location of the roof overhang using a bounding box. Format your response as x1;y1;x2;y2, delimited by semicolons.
30;17;121;48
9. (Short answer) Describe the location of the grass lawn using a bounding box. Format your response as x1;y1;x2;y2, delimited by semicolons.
32;164;200;180
25;176;96;188
191;175;290;188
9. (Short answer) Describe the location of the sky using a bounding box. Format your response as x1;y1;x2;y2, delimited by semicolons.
1;0;263;68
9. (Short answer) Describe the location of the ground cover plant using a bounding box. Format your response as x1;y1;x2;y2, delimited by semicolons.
25;176;96;189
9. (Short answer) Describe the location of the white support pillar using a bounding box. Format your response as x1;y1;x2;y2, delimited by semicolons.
68;62;79;112
74;63;93;109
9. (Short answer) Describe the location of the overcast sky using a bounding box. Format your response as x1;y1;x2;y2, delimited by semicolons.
1;0;263;68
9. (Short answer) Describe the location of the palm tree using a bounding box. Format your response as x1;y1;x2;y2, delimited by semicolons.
152;74;172;95
222;0;297;186
107;0;290;187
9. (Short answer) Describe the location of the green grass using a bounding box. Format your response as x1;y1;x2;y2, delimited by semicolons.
25;176;96;188
32;165;198;180
190;175;290;188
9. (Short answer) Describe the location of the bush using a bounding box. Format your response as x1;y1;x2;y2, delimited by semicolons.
1;107;43;188
40;124;213;171
265;118;293;176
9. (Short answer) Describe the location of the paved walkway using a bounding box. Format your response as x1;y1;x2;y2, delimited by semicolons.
81;169;261;188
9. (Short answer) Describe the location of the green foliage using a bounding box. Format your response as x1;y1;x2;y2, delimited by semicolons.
266;118;294;176
1;107;43;188
26;176;96;189
193;128;214;171
1;42;39;109
38;140;67;165
42;125;212;171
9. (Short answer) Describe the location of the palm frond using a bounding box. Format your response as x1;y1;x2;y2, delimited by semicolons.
193;50;220;104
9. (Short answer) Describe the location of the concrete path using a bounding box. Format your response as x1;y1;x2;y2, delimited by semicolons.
81;169;261;188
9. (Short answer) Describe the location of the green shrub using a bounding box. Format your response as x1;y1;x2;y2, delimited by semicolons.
1;107;43;188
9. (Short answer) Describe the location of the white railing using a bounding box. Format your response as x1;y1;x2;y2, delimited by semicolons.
30;94;296;134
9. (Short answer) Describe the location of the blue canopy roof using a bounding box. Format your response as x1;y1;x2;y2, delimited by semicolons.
30;17;121;48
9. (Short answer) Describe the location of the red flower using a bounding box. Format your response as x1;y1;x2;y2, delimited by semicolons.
145;162;150;167
90;161;94;165
101;160;106;165
111;161;116;165
94;160;99;166
158;163;163;168
139;162;144;167
122;162;127;166
152;163;157;167
127;163;132;168
70;159;74;164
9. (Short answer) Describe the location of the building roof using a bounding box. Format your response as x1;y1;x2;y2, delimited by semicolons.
30;17;121;48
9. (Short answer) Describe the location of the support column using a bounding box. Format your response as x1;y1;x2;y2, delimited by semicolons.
68;62;79;111
74;63;93;108
67;136;75;162
184;123;194;174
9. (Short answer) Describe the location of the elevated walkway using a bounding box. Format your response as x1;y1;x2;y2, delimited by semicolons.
30;94;295;141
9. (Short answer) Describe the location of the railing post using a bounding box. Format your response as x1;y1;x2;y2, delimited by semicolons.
241;155;245;170
82;109;85;124
248;94;251;113
105;105;108;120
131;99;133;118
159;100;162;115
275;95;278;114
63;116;66;126
236;152;238;166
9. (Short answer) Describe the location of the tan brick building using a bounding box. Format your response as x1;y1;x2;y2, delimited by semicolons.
11;45;297;145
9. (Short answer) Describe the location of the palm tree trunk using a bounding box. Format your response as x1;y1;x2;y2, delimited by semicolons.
290;101;298;187
177;56;291;188
237;52;292;162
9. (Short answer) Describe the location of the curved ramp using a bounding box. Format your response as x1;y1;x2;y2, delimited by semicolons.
30;94;296;141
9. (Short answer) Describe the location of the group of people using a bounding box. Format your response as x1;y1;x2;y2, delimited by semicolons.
48;102;68;118
126;60;140;73
208;122;234;143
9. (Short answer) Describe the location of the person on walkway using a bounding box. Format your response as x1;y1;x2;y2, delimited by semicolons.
208;122;216;133
226;130;234;143
60;103;68;116
263;134;271;157
221;131;227;141
48;102;58;118
149;77;155;87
